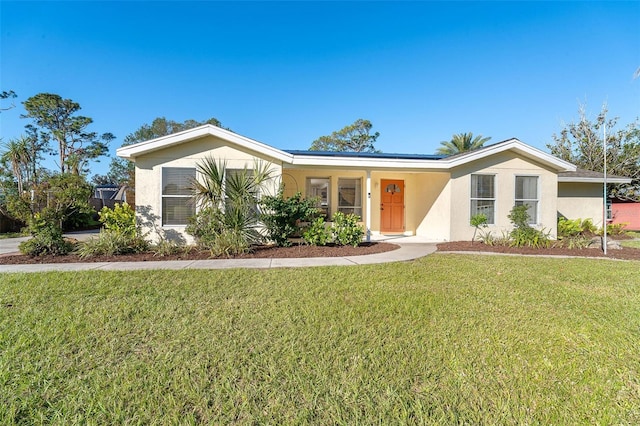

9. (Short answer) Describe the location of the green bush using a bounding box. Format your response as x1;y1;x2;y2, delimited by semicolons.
151;239;187;257
186;207;256;256
99;202;137;237
186;207;225;248
603;222;628;236
331;212;364;247
207;229;250;257
557;217;583;238
75;231;149;258
19;212;73;256
303;217;331;246
507;205;550;248
260;190;320;247
470;213;488;243
558;217;599;238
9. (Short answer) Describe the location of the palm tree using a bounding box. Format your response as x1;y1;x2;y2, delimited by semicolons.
437;132;492;156
190;156;275;254
1;136;31;193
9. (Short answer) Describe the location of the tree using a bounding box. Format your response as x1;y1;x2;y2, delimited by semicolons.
0;137;30;193
436;132;492;155
0;90;17;113
309;119;380;153
99;117;226;187
21;93;112;175
547;103;640;200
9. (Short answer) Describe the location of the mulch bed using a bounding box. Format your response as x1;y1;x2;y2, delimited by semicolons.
437;241;640;261
0;242;399;265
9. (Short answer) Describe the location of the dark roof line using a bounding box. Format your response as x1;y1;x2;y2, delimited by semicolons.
284;150;445;160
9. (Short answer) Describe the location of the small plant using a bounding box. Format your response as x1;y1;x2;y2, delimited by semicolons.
470;213;488;243
76;232;149;258
76;203;149;258
19;212;73;256
151;239;188;257
557;217;583;238
603;222;628;236
207;229;250;257
507;205;550;248
99;202;137;237
186;207;255;256
331;211;364;247
303;217;331;246
562;235;592;249
260;189;320;247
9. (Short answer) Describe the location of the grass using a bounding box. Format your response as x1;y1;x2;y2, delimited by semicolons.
1;254;639;424
0;232;26;239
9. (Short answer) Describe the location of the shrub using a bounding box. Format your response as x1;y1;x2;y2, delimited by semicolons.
76;231;149;259
507;205;550;248
151;239;188;257
260;190;320;247
19;212;73;256
331;212;364;247
185;207;225;249
207;229;250;257
99;202;137;237
470;213;488;243
76;202;149;258
557;217;583;238
603;222;628;236
303;217;331;246
186;207;256;256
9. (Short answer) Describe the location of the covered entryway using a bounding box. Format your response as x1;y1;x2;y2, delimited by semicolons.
380;179;404;233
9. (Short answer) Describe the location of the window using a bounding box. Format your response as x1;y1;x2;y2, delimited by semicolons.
338;178;362;217
515;176;538;224
162;167;195;225
306;178;330;216
470;174;495;224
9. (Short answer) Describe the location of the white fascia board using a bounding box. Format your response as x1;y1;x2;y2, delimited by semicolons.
558;176;632;184
288;155;448;170
442;139;577;172
116;125;294;163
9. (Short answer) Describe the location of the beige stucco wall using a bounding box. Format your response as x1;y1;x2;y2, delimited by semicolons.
134;135;282;243
449;152;559;241
557;182;604;227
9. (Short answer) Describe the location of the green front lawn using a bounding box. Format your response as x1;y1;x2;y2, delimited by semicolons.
1;255;639;424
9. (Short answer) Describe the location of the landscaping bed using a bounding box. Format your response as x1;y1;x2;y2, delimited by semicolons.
437;240;640;261
0;242;398;264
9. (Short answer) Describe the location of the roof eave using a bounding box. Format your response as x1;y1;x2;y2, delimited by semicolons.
116;125;294;163
288;155;448;169
442;138;576;172
558;177;632;184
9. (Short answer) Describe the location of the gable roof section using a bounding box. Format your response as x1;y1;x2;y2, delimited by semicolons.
116;125;576;172
116;125;294;163
439;138;576;172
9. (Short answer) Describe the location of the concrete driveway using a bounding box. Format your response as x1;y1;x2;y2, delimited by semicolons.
0;230;99;255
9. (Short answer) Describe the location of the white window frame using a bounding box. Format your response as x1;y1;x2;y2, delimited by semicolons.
470;174;496;225
306;177;331;217
514;175;539;225
337;178;363;218
161;167;196;226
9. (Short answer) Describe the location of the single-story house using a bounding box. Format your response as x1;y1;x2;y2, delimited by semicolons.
610;198;640;231
116;124;630;243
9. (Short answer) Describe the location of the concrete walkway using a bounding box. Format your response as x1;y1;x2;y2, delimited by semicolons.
0;235;438;273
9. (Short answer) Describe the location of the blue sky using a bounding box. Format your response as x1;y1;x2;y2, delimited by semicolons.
1;1;639;178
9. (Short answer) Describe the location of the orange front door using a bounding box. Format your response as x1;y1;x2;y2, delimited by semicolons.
380;179;404;233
